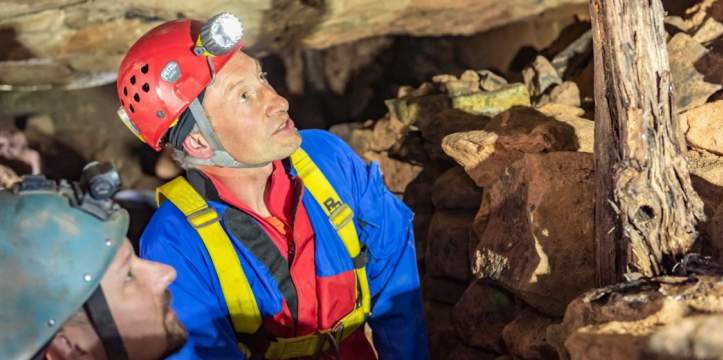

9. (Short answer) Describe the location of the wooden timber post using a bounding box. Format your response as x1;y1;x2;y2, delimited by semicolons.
589;0;706;285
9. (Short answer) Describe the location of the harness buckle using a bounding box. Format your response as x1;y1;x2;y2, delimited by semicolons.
187;207;221;229
329;203;353;231
312;332;341;360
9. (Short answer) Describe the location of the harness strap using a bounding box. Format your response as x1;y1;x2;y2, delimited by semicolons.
157;177;262;335
290;148;372;315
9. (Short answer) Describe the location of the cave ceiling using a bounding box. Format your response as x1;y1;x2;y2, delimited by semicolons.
0;0;587;89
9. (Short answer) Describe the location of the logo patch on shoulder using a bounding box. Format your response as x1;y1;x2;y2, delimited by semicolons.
160;61;181;82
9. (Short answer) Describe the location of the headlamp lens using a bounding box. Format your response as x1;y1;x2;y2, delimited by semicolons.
199;13;243;56
211;13;243;49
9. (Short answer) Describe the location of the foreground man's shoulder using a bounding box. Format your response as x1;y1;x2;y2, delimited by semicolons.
299;129;347;148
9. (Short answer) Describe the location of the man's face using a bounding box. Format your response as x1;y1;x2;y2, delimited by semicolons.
100;239;187;360
201;51;301;165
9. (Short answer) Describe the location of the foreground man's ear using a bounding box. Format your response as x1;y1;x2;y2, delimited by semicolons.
183;132;213;160
46;333;86;360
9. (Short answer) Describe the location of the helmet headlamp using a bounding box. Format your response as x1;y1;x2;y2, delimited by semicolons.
197;13;243;57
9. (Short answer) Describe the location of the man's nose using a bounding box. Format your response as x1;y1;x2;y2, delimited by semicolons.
266;92;289;117
150;261;177;293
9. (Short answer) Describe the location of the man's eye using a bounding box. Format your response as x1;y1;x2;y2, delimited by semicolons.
125;272;133;282
240;93;248;103
259;72;268;83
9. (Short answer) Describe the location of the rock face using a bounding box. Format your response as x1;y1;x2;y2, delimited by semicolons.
523;56;563;98
472;152;596;316
502;309;560;360
0;0;589;87
426;209;476;281
330;117;421;195
441;107;580;187
420;109;491;144
668;33;722;113
642;314;723;360
453;280;518;353
682;101;723;155
547;276;723;360
451;83;531;117
431;166;483;210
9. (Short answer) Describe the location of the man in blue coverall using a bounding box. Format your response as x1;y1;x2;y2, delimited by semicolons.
114;12;428;360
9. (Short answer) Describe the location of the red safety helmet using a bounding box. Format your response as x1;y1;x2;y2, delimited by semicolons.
116;16;245;151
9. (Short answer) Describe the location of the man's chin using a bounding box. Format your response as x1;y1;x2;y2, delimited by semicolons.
161;318;188;359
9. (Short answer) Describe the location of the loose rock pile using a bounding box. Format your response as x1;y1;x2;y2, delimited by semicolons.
332;2;723;358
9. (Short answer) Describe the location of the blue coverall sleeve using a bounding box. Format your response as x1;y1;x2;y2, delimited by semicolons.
307;130;430;360
140;203;247;360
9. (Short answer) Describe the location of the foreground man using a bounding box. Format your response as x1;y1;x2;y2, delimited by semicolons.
0;168;187;360
115;13;428;360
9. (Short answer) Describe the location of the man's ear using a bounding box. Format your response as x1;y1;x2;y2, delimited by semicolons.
183;132;213;159
46;329;89;360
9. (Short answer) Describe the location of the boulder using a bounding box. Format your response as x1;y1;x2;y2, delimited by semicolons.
547;276;723;360
706;199;723;263
642;314;723;360
692;17;723;44
547;113;594;154
668;33;722;113
433;72;481;97
523;56;562;97
502;309;560;360
453;280;518;353
470;189;492;264
551;30;592;78
451;83;531;117
431;166;483;210
423;276;468;305
425;301;460;360
398;82;438;98
478;70;508;92
390;132;429;165
441;107;578;187
687;148;723;219
384;94;451;127
537;103;585;118
363;151;423;195
549;81;581;107
328;121;375;155
420;109;491;144
446;345;500;360
472;152;596;316
370;117;407;152
682;101;723;155
426;209;476;281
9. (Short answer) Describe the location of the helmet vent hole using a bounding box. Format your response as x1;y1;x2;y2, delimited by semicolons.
121;100;125;106
123;87;128;96
129;104;135;113
134;93;140;102
142;83;150;92
130;75;136;85
141;64;149;74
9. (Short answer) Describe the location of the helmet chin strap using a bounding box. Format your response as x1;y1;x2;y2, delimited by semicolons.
186;98;270;169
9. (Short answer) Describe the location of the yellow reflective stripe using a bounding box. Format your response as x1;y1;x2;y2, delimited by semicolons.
290;148;371;314
156;177;262;335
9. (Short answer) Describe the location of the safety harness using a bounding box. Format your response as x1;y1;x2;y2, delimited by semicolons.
156;148;371;359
